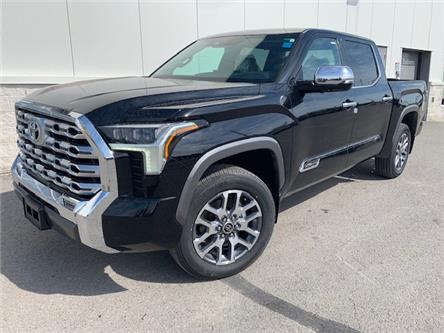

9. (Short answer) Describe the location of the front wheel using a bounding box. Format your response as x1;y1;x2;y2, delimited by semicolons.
170;165;276;280
375;123;411;178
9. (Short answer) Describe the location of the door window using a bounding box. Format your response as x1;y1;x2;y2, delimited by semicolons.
343;40;379;86
301;38;341;80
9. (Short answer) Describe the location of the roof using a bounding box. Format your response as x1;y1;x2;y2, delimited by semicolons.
202;28;374;43
203;28;306;39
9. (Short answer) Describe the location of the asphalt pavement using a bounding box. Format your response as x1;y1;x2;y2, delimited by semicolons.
1;122;443;333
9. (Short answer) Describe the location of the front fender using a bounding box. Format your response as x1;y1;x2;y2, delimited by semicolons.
175;137;285;225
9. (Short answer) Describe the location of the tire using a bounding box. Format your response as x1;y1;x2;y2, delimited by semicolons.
170;165;276;280
375;123;411;179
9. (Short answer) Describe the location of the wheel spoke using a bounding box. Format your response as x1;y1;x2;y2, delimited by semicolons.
231;190;243;216
245;211;261;223
228;237;237;262
401;142;408;152
193;232;212;246
222;191;230;211
195;216;212;228
237;218;260;236
244;227;260;237
216;241;225;264
242;200;256;212
195;217;219;234
201;237;223;256
235;235;253;250
203;205;224;220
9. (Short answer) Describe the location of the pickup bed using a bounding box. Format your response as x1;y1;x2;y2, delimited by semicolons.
12;28;427;279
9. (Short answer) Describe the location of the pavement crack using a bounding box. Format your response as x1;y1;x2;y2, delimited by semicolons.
335;254;377;285
223;275;361;333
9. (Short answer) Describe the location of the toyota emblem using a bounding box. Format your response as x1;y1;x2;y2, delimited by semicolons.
28;119;43;144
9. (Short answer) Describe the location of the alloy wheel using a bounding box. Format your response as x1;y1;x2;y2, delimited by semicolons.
394;132;409;171
192;190;262;265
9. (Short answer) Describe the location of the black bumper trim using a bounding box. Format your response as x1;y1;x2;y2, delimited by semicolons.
14;184;80;242
102;196;182;252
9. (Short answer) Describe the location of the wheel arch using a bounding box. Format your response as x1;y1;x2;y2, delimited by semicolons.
400;110;418;152
175;137;285;224
378;104;419;159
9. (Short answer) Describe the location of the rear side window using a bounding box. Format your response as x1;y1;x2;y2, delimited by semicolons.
301;38;341;80
342;40;379;87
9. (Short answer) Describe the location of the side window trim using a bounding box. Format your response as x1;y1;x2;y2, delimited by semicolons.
340;38;382;89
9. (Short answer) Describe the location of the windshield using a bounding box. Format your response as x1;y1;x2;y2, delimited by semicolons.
151;34;299;83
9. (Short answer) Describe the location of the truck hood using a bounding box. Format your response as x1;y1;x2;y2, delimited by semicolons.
23;76;261;125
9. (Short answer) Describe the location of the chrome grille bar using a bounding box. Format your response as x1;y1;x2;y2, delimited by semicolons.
45;119;86;139
17;129;94;159
20;155;101;195
15;107;101;198
18;139;100;177
17;111;86;139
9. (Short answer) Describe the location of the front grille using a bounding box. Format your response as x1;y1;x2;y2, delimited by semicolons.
15;107;101;200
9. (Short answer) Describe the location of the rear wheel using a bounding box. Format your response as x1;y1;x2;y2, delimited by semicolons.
375;123;411;178
171;165;275;279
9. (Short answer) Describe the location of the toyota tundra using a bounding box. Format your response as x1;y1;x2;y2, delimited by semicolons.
12;29;427;279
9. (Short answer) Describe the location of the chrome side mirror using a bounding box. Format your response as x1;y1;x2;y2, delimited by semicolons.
314;66;354;89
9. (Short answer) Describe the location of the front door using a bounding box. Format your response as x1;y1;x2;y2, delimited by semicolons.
288;36;355;193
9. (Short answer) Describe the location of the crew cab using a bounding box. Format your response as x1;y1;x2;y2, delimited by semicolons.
12;29;427;279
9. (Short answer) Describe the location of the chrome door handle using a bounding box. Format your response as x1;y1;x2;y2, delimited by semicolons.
342;101;357;109
382;96;393;102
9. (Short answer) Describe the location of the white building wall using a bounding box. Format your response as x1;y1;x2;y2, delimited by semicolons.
1;0;74;79
1;0;443;173
428;0;444;82
245;0;284;30
140;1;198;74
1;0;443;82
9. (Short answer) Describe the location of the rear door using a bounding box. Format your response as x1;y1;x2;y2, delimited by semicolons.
339;38;393;167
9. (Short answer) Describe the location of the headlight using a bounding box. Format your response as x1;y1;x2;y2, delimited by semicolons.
99;125;168;144
99;122;199;174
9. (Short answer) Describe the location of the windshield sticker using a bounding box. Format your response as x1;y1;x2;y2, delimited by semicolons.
282;38;295;49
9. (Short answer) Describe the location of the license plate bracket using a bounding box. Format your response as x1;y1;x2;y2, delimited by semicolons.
23;196;50;230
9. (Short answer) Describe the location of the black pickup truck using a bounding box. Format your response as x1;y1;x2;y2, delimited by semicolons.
13;29;427;279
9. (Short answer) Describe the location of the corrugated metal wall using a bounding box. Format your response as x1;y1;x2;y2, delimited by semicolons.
1;0;444;83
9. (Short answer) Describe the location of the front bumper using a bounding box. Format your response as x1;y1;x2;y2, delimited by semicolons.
12;156;119;253
12;155;182;253
12;105;121;253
